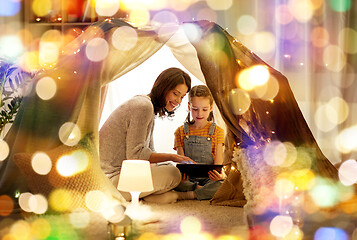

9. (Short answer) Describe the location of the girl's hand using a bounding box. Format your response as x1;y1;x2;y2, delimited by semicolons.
181;173;189;182
172;154;196;164
208;170;226;181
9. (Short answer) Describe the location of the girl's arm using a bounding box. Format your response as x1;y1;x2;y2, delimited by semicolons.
214;143;224;165
176;146;185;156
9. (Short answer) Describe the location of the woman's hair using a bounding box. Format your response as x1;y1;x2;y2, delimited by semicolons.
149;67;191;117
186;85;214;124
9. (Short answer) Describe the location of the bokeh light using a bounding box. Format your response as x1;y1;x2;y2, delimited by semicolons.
69;208;91;229
339;28;357;54
0;0;21;16
314;227;348;240
0;35;24;60
309;178;340;207
338;159;357;186
196;7;217;22
31;218;51;239
85;190;109;212
36;76;57;100
86;37;109;62
335;125;357;154
238;65;269;91
237;15;257;35
101;204;125;223
251;31;276;55
29;194;48;214
151;11;178;27
49;189;73;212
329;0;352;12
180;216;202;235
0;195;14;217
31;152;52;175
311;27;329;48
56;150;89;177
182;23;203;44
32;0;52;17
58;122;81;146
269;215;293;237
275;4;293;25
206;0;233;11
0;139;10;161
264;141;287;166
19;192;33;212
323;45;347;72
128;7;151;27
10;220;31;239
95;0;120;16
228;88;251;115
288;0;314;23
112;26;138;51
274;178;295;199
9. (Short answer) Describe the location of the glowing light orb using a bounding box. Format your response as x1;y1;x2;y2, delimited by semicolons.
19;192;33;212
32;0;52;17
31;218;51;239
0;0;21;16
49;189;73;212
10;220;31;239
288;169;315;191
182;23;203;44
329;0;352;12
29;194;48;214
85;190;109;212
168;0;193;11
314;104;338;132
86;38;109;62
338;159;357;186
151;10;178;26
22;51;40;72
0;35;24;60
311;27;329;48
0;139;10;161
323;45;346;72
335;125;357;154
228;88;251;115
339;28;357;54
252;31;276;54
275;4;293;25
206;0;233;10
309;179;340;207
180;216;202;235
270;215;293;237
237;15;257;35
39;42;60;66
0;195;14;216
70;208;91;229
31;152;52;175
264;141;287;166
112;26;138;51
274;178;295;199
36;77;57;100
102;204;125;223
129;7;150;27
56;150;89;177
96;0;120;16
289;0;314;23
58;122;81;146
314;227;348;240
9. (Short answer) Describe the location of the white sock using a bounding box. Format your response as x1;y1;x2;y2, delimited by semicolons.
175;191;195;200
143;191;178;204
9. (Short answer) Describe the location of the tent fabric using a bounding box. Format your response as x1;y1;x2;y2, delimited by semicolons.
0;18;339;220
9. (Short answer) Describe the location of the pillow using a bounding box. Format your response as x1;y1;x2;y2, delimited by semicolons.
13;133;126;213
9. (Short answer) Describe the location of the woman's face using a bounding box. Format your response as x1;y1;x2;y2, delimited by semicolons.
165;83;189;112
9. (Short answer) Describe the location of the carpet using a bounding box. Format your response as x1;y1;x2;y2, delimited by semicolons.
127;200;249;238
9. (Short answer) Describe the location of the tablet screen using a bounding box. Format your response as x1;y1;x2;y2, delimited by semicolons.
176;164;223;178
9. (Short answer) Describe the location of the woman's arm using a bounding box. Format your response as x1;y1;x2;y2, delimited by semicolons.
148;152;194;164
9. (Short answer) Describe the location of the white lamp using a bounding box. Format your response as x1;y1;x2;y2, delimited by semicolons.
117;160;154;205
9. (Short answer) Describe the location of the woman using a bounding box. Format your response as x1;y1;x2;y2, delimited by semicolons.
100;67;194;203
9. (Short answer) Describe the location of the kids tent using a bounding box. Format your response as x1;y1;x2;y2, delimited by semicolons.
0;18;341;237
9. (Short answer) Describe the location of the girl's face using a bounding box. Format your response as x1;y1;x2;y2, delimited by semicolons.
165;83;189;112
189;96;213;123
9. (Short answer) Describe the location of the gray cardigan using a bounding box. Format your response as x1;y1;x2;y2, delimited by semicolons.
99;95;155;180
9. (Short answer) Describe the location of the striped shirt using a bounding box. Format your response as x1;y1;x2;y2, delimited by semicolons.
174;122;224;159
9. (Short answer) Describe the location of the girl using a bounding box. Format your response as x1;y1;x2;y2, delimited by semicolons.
173;85;225;200
100;67;194;204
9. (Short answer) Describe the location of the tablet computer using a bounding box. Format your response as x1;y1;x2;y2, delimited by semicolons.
176;164;223;178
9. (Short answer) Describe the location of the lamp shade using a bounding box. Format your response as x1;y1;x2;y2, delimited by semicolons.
117;160;154;192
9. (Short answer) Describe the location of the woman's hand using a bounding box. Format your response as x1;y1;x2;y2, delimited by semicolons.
208;169;226;181
171;154;196;164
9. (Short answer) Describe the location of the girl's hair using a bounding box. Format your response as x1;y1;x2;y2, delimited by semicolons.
186;85;214;124
149;67;191;117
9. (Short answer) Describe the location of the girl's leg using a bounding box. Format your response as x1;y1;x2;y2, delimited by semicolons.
194;179;223;200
